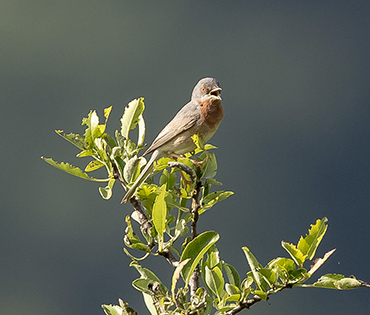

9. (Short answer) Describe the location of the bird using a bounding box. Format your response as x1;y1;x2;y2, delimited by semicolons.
121;77;223;203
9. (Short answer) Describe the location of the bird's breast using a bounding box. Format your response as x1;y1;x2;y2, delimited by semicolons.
199;98;224;128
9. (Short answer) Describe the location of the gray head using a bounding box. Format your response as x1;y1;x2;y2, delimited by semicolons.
191;77;222;102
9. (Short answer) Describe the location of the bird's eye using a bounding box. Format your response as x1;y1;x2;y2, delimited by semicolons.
201;86;207;93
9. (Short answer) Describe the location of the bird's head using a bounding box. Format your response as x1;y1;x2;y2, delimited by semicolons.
191;77;222;102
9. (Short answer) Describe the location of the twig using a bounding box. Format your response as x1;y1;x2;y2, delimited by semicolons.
189;180;202;299
158;248;179;267
225;285;291;315
129;197;152;236
128;196;180;267
189;265;200;299
168;161;196;183
225;295;262;315
190;181;202;239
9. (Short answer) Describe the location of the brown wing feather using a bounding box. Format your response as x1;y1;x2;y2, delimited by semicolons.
143;101;200;155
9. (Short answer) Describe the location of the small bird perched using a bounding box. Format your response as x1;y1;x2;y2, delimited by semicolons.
121;77;223;203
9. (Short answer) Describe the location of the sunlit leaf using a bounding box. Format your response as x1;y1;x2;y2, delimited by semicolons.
306;274;367;290
253;290;268;300
205;265;224;298
137;113;146;147
82;110;102;147
99;178;115;200
180;231;220;285
41;157;109;182
201;191;234;211
171;258;191;298
297;217;328;260
191;134;204;150
124;157;146;184
101;304;125;315
242;247;269;292
225;283;240;296
267;257;296;283
201;152;218;179
123;216;149;252
55;130;86;150
207;245;220;269
120;98;145;140
85;160;105;172
152;185;167;250
223;262;240;287
76;149;94;158
281;241;306;267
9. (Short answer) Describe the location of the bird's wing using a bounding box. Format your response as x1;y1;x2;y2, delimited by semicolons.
144;101;200;155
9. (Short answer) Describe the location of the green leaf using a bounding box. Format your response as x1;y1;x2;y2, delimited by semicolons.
99;178;115;200
253;290;268;300
132;278;154;295
104;133;117;149
76;149;94;158
201;191;234;211
123;216;149;252
85;159;105;172
137;112;146;147
267;257;296;283
55;130;86;150
173;218;189;239
281;241;306;268
200;152;218;179
207;245;221;269
142;293;157;315
307;274;366;290
152;185;167;250
191;134;205;150
102;300;137;315
223;262;240;287
124;157;146;184
104;106;112;122
297;217;328;260
180;231;220;285
82;110;103;147
130;261;168;294
120;98;145;140
102;304;125;315
159;168;176;189
258;268;276;288
41;157;109;182
205;265;224;298
171;258;191;299
225;283;240;296
242;247;269;292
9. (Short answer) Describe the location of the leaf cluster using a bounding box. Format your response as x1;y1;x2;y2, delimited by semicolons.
42;99;369;315
42;99;148;199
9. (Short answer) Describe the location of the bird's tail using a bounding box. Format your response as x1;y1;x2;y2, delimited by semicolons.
121;150;160;203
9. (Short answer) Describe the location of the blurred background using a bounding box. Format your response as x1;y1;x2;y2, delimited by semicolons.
1;1;370;314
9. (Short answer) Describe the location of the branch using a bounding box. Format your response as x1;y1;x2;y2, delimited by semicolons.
190;181;202;239
225;295;262;315
189;180;202;299
129;197;152;237
226;285;291;315
158;247;179;267
168;161;196;183
129;197;180;267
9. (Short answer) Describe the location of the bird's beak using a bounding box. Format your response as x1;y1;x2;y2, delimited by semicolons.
209;87;222;100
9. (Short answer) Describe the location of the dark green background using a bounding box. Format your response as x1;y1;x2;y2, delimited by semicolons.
2;1;370;314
